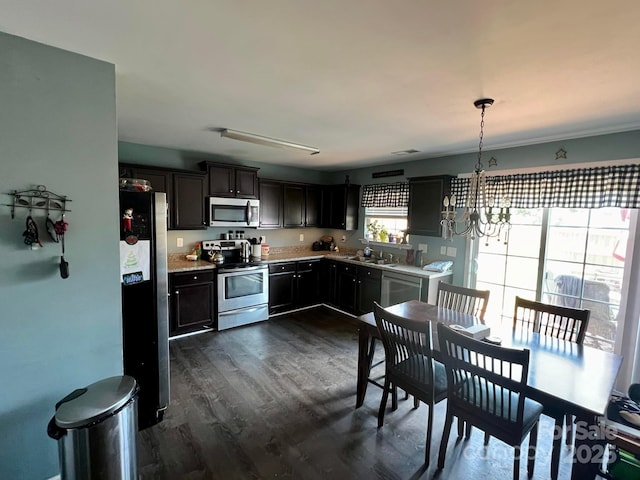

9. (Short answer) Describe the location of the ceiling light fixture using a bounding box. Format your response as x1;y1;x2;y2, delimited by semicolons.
391;149;420;155
441;98;511;244
220;128;320;155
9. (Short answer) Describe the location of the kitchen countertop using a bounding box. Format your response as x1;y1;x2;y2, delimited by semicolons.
167;250;330;273
168;250;453;280
323;254;453;280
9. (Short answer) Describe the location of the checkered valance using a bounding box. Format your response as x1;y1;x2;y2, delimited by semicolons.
361;182;409;207
450;164;640;209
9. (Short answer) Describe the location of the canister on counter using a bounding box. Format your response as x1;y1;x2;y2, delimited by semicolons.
414;250;423;267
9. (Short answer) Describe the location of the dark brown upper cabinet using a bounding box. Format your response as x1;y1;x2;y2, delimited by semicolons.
322;184;360;230
304;185;322;227
283;183;305;228
172;172;207;230
258;180;283;228
406;175;452;237
260;180;327;229
200;161;259;199
120;163;207;230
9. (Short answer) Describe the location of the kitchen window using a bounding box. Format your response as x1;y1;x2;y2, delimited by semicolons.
361;182;409;241
364;207;408;241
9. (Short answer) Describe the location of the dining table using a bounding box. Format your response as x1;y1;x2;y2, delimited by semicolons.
356;300;623;480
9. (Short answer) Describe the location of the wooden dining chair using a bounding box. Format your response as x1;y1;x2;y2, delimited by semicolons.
513;296;590;480
436;322;543;480
513;295;590;344
373;302;448;467
436;281;490;437
436;281;490;320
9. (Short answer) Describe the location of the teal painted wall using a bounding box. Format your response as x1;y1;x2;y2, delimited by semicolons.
0;32;120;479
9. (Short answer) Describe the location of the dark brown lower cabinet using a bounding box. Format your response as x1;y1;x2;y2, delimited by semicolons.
321;259;339;306
335;263;381;314
356;266;382;314
336;263;358;313
296;260;322;307
268;262;297;313
169;271;214;336
269;260;322;314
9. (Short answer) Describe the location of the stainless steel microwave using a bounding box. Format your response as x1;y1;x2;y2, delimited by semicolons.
208;197;260;227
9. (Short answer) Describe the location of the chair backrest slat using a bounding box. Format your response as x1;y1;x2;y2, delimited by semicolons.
436;281;490;321
513;296;590;344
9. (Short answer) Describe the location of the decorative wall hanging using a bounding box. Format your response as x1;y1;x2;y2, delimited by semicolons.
5;185;71;219
5;185;72;278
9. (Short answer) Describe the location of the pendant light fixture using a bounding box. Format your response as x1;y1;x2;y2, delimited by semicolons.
441;98;511;245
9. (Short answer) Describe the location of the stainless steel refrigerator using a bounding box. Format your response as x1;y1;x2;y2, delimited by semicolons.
119;191;169;430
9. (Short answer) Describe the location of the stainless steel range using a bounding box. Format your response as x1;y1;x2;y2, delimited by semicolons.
202;239;269;330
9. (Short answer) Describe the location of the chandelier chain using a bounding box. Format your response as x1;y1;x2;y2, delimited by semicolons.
476;105;485;171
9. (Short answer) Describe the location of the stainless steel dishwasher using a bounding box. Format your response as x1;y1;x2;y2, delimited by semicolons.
380;271;423;307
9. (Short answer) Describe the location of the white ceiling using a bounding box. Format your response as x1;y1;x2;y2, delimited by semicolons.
2;1;640;171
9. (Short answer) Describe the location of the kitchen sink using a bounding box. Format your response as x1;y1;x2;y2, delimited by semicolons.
348;256;376;263
347;256;399;267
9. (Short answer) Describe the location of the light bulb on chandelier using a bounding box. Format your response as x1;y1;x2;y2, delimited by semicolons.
441;98;512;245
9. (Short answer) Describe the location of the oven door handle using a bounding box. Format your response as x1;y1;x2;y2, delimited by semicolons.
245;200;252;225
218;265;266;274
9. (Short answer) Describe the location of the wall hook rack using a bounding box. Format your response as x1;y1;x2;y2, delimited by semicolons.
5;185;72;219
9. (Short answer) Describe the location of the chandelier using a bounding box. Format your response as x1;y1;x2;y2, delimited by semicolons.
441;98;511;245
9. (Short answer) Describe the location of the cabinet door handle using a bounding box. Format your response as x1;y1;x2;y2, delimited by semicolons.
174;291;179;295
229;189;233;193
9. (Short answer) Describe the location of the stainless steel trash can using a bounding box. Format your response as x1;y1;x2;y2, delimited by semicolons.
47;375;139;480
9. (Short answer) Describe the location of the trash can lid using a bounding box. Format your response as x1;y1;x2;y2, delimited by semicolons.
55;375;138;429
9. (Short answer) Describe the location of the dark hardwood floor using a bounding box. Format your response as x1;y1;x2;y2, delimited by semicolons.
138;306;581;479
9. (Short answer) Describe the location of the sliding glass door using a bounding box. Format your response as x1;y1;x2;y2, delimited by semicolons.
475;207;632;353
475;208;543;327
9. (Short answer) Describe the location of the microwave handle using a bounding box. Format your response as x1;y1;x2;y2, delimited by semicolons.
245;200;252;225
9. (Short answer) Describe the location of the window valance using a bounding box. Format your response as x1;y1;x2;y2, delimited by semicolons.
361;182;409;208
450;164;640;209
